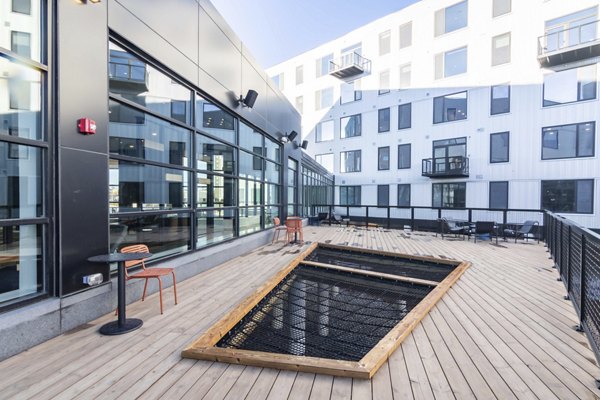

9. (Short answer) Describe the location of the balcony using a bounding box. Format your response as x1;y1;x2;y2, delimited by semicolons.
538;20;600;67
328;51;371;79
109;51;149;92
422;156;469;178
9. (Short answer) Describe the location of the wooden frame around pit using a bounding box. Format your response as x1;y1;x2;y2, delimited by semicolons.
182;242;471;379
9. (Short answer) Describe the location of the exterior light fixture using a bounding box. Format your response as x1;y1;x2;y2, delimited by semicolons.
287;130;298;142
239;89;258;108
301;140;309;150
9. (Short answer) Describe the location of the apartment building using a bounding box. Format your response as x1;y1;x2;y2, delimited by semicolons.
268;0;600;229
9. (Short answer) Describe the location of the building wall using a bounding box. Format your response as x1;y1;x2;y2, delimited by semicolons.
268;0;600;228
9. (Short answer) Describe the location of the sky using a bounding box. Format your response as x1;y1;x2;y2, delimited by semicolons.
211;0;421;69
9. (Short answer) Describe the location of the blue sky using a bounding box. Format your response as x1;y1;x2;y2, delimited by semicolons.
211;0;421;68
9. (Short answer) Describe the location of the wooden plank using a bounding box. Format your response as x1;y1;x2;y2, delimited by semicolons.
300;260;439;287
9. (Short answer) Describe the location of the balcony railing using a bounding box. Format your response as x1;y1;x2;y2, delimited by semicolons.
421;156;469;178
538;19;600;67
328;52;371;79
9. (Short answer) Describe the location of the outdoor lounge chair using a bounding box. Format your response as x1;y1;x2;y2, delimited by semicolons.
472;221;498;244
120;244;178;314
504;220;539;243
438;218;467;240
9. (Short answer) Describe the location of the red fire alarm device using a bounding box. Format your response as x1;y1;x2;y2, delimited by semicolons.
77;118;97;135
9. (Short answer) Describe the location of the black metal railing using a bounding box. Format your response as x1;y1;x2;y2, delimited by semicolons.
545;211;600;366
538;19;599;56
308;204;543;235
422;156;469;178
328;52;371;79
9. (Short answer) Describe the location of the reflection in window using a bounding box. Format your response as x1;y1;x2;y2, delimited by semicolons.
340;186;361;206
340;150;361;172
0;224;43;303
12;0;32;14
433;183;466;208
340;114;361;138
542;122;595;160
315;153;334;173
435;1;468;36
398;184;411;206
378;108;390;133
196;174;235;208
379;30;391;55
196;134;235;174
239;179;262;207
316;53;333;77
377;185;389;207
316;120;334;142
490;132;509;163
398;103;412;129
542;179;593;214
489;181;508;209
493;0;511;17
315;87;333;110
0;142;42;219
197;209;235;247
433;91;467;123
109;101;191;166
109;42;192;124
11;31;31;58
398;144;411;169
543;64;596;106
197;99;236;144
378;147;390;170
108;160;189;213
340;80;362;104
239;122;263;153
239;207;262;235
2;60;42;140
379;70;390;95
239;151;263;180
435;47;467;79
491;84;510;115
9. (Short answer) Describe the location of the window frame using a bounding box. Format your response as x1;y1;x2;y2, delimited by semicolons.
399;22;413;49
378;146;390;170
378;108;390;133
340;114;362;139
379;30;391;56
490;131;510;163
489;181;509;209
340;150;361;173
398;143;411;169
492;0;511;17
377;185;390;207
315;120;334;143
541;179;594;214
491;32;511;66
397;184;411;207
433;91;468;124
340;185;361;206
490;84;510;115
432;182;467;208
541;122;595;160
398;103;412;130
435;0;468;36
542;64;597;107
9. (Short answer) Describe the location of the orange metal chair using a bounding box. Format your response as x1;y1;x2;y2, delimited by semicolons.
271;217;290;243
285;217;304;244
120;244;178;314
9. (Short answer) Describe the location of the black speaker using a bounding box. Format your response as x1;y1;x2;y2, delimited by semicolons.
242;89;258;108
301;140;309;150
288;130;298;141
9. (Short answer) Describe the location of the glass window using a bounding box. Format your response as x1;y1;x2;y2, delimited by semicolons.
109;43;192;124
295;96;303;114
239;207;261;235
340;80;362;104
239;150;263;180
109;101;191;167
316;53;333;77
239;122;263;154
196;95;236;144
239;179;262;207
265;184;280;205
489;181;508;209
399;64;411;89
379;30;391;55
433;91;467;123
264;136;281;163
399;22;412;49
492;33;511;66
196;134;235;174
542;180;593;214
435;1;468;36
340;114;361;138
435;47;467;79
377;185;389;207
378;108;390;133
315;87;333;110
379;70;390;95
491;84;510;115
340;150;361;173
0;142;43;219
196;173;235;208
112;213;191;259
378;147;390;170
493;0;511;17
316;120;334;142
543;64;596;107
315;153;334;173
1;58;42;140
433;183;466;208
108;160;190;213
197;209;235;247
340;186;361;206
542;122;595;160
12;0;31;14
0;225;43;303
11;31;31;59
490;132;509;163
398;144;411;169
296;65;304;85
398;184;411;206
398;103;412;129
265;160;280;183
273;72;284;90
544;7;597;52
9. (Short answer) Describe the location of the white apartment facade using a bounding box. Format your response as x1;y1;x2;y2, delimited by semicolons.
267;0;600;229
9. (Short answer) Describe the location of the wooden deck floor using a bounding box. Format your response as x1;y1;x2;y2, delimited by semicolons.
1;226;599;400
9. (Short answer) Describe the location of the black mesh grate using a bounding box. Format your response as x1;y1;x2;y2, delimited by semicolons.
570;229;583;313
304;247;455;282
216;264;433;361
584;237;600;353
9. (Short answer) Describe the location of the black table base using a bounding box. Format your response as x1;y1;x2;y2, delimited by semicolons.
99;318;143;335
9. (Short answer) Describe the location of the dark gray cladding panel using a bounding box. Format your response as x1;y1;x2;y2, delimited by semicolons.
59;148;109;296
108;0;199;87
57;0;108;153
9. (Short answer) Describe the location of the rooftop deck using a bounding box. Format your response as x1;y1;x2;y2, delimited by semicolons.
1;226;599;400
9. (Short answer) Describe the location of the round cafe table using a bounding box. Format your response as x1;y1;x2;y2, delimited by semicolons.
88;252;151;335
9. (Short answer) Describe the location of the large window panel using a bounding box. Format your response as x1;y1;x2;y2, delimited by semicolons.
398;103;412;129
239;150;263;180
543;64;597;107
490;131;509;163
108;160;190;213
340;186;361;206
315;153;334;172
435;47;467;79
265;184;280;205
196;134;235;174
379;30;391;56
316;120;334;142
1;58;42;140
196;96;236;144
340;80;362;104
491;84;510;115
264;136;281;162
378;108;390;133
0;224;43;303
399;22;412;49
109;42;192;124
542;179;593;214
398;144;411;169
239;179;262;207
239;122;263;154
492;33;511;66
316;53;333;77
378;147;390;170
197;209;235;247
435;1;468;36
398;184;411;206
0;142;43;219
196;173;235;208
377;185;389;207
489;181;508;209
340;114;361;138
493;0;511;17
265;160;280;183
340;150;361;173
109;101;191;166
542;122;595;160
433;182;466;208
110;213;191;259
433;91;467;123
239;207;262;235
12;0;32;15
